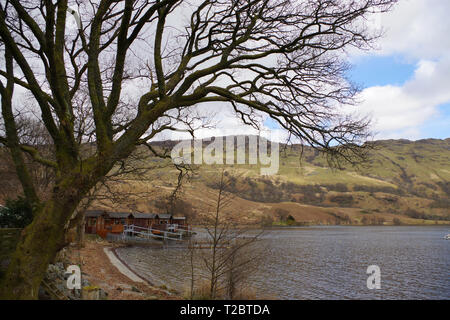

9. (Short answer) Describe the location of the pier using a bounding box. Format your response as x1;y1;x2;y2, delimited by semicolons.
107;224;194;243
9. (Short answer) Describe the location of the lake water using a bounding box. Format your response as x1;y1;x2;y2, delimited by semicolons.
115;226;450;300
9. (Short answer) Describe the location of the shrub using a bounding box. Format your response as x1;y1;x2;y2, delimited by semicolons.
353;185;404;195
430;199;450;209
324;183;348;192
404;208;426;220
0;197;33;228
361;215;385;225
329;212;352;225
286;215;296;225
259;214;274;227
274;208;289;222
329;194;354;207
153;197;197;220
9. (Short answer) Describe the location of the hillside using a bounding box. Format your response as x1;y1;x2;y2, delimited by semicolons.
88;137;450;226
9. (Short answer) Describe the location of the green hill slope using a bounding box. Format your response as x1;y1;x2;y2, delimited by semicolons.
138;137;450;225
3;136;447;226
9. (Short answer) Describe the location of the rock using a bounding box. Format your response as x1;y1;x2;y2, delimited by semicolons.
99;288;108;300
38;286;52;300
46;263;66;280
42;261;103;300
82;286;101;300
55;262;64;271
72;289;82;299
131;286;141;293
56;283;66;293
46;264;59;274
46;272;57;282
82;279;90;287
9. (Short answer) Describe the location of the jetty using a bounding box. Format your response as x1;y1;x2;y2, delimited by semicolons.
107;224;194;243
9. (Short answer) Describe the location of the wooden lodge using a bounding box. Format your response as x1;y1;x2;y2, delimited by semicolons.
84;210;187;238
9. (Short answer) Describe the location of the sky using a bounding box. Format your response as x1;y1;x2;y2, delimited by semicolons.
344;0;450;140
181;0;450;142
6;0;450;143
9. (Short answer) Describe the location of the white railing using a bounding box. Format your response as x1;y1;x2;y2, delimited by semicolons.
122;224;192;241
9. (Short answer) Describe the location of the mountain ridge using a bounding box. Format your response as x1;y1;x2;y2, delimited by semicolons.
89;136;450;226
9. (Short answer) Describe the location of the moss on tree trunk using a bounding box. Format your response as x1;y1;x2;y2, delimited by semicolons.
0;192;81;299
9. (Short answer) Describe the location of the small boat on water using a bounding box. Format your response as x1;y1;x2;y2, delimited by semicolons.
445;234;450;240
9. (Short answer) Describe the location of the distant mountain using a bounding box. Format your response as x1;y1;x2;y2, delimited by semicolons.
116;137;450;226
3;136;448;226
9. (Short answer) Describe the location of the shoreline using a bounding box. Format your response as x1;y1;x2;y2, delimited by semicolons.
103;247;147;284
112;225;449;300
65;240;181;300
110;246;174;293
263;223;450;229
67;225;448;300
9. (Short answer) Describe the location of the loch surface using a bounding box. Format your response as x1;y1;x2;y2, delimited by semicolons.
115;226;450;299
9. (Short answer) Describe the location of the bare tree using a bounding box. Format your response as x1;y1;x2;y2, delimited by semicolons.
0;114;55;200
193;169;264;299
0;0;397;298
224;238;263;299
186;236;197;299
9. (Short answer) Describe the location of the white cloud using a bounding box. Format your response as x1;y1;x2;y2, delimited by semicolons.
9;0;448;142
357;57;450;139
161;102;290;143
353;0;450;139
374;0;450;60
189;0;450;141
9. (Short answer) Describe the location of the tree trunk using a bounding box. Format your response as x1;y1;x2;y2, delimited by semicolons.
0;192;81;299
76;213;85;249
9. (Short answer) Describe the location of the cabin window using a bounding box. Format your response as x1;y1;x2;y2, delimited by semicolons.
89;218;97;226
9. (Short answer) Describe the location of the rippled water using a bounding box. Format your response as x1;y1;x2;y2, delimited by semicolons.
115;226;450;300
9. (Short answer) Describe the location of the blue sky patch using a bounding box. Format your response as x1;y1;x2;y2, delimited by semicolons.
419;103;450;139
264;117;280;129
347;55;416;88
